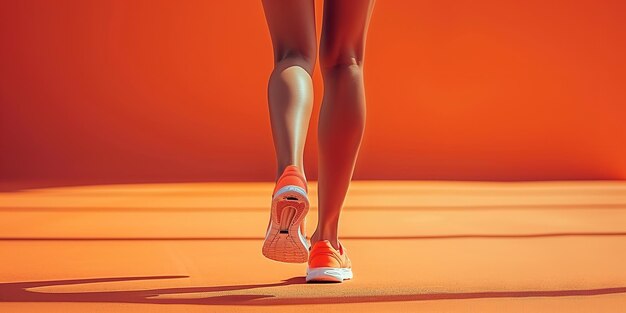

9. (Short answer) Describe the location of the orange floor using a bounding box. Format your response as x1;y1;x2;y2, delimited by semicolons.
1;181;625;312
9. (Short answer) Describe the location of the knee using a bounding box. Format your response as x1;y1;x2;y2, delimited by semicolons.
319;48;364;74
273;50;316;77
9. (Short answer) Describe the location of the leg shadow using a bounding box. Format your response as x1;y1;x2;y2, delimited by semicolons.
1;275;625;306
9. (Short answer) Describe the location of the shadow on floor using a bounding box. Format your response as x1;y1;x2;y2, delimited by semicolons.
1;275;625;306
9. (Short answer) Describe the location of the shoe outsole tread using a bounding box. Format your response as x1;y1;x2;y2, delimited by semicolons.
262;186;310;263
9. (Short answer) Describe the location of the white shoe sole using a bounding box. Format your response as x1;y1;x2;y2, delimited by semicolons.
306;267;353;283
262;185;310;263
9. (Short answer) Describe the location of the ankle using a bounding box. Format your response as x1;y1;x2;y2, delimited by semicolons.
310;229;340;250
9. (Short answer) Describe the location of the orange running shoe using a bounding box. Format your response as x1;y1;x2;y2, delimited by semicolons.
262;165;310;263
306;240;353;283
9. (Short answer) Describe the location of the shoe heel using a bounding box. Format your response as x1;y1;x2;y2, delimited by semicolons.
262;185;309;263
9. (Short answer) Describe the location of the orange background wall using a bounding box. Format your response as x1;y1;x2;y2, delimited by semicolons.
1;0;625;185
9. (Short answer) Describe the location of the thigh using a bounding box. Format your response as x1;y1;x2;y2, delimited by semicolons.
261;0;317;72
319;0;376;68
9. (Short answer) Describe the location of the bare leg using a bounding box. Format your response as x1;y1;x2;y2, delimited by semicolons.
261;0;317;182
311;0;376;250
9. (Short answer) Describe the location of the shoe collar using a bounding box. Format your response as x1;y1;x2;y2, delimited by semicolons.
312;240;344;255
